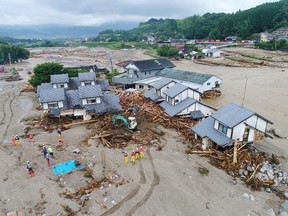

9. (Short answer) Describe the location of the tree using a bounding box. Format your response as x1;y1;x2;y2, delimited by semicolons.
29;62;64;87
157;45;179;57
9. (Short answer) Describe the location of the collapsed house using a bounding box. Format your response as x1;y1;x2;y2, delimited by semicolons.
37;71;122;120
145;78;216;118
191;103;273;150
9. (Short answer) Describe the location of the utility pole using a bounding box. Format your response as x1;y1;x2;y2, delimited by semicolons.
109;52;113;72
8;53;12;67
241;77;248;107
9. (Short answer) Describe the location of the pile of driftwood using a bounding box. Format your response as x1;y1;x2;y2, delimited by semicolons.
186;143;273;190
90;91;196;148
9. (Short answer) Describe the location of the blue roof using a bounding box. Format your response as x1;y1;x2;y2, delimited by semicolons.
39;88;65;103
151;77;175;89
66;90;81;108
191;110;205;119
211;103;255;128
163;83;188;98
144;89;162;102
51;74;69;84
78;85;103;99
37;83;52;97
160;97;197;117
191;116;233;147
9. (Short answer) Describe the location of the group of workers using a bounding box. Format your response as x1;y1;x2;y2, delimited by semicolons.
23;128;63;177
124;146;144;164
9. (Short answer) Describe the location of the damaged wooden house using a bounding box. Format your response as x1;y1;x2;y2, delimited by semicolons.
37;71;122;120
145;78;216;118
191;103;273;150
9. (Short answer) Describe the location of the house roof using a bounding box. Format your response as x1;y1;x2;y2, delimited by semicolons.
128;59;175;72
144;89;162;102
156;68;217;85
78;71;96;82
116;61;132;68
207;48;221;53
78;85;103;99
66;90;81;108
68;77;80;90
190;110;205;119
191;116;233;147
163;83;189;98
51;74;69;84
151;77;175;89
39;88;65;103
95;79;110;91
211;103;272;127
37;83;52;97
160;97;197;117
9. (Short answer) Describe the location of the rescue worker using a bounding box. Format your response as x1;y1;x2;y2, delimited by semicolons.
124;151;129;164
46;153;50;167
135;148;140;160
47;146;53;157
42;144;47;158
29;133;35;142
15;135;20;146
26;161;34;177
57;128;62;137
130;150;136;163
58;137;63;145
140;146;144;158
11;135;15;146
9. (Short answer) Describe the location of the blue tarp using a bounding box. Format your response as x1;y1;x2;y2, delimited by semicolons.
52;160;85;176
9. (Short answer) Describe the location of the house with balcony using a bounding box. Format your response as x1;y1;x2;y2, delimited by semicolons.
191;103;273;149
37;71;122;120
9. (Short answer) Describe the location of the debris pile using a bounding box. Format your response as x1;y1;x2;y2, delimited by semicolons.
21;82;36;93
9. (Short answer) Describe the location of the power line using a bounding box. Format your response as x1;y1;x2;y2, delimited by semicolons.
241;77;248;107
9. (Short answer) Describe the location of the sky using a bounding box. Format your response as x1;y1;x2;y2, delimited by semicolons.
1;0;279;26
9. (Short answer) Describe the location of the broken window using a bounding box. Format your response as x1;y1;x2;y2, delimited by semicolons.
84;81;92;86
48;102;59;109
87;97;101;104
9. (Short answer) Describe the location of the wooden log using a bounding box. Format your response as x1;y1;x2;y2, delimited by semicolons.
64;119;98;128
91;134;113;139
95;198;108;209
246;164;260;182
233;140;239;164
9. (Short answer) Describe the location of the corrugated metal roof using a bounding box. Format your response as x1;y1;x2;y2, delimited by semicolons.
78;71;96;82
156;68;215;84
151;77;175;89
40;88;65;103
160;97;197;117
144;89;162;102
51;74;69;84
190;110;205;119
211;103;255;127
78;85;103;99
191;116;233;147
163;83;188;98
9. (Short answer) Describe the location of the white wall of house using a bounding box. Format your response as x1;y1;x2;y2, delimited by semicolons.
214;120;219;130
52;83;68;89
195;103;215;116
43;103;48;110
245;115;268;133
82;97;101;105
135;84;149;90
171;88;200;105
80;81;95;86
232;123;247;141
60;109;74;115
159;82;177;97
202;137;210;150
42;101;63;110
74;109;86;116
199;76;222;93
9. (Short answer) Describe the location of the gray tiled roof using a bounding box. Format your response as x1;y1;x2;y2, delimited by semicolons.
69;77;80;90
51;74;69;84
160;97;197;117
95;79;110;91
151;77;175;89
211;103;255;128
156;68;215;84
66;90;81;108
163;83;188;98
78;71;96;82
191;116;233;147
144;89;162;102
37;83;52;97
129;59;175;72
39;88;65;103
78;85;103;99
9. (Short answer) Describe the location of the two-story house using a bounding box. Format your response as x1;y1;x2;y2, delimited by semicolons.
158;83;216;117
37;71;122;120
191;103;273;149
112;59;176;88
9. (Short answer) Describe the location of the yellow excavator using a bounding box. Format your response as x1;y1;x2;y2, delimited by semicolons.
112;115;138;130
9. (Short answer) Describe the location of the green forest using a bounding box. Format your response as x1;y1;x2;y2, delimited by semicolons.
94;0;288;42
0;39;30;64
